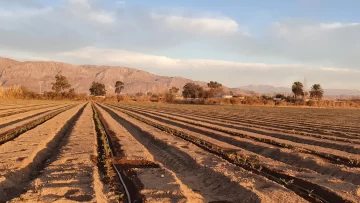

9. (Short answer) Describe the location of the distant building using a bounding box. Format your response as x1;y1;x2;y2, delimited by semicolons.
233;95;245;100
215;94;233;99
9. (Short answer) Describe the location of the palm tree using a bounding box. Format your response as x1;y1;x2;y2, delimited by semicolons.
115;81;124;95
310;84;324;100
292;81;304;99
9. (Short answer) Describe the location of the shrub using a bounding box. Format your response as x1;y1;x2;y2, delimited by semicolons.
307;100;317;106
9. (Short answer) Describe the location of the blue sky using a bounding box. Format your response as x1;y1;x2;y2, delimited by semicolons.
1;0;360;89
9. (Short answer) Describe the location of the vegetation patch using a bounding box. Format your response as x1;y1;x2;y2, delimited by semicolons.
92;104;145;203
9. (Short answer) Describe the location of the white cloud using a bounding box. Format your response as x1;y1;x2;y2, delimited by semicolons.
150;12;239;35
88;11;115;24
0;7;52;18
66;0;115;24
59;46;360;73
320;22;360;30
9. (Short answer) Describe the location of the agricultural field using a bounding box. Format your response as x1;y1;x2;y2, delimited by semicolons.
0;100;360;203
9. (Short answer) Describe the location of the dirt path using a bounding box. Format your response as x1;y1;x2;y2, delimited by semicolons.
100;104;308;203
0;103;85;202
8;103;109;203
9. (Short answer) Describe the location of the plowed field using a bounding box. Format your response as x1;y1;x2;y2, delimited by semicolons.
1;100;359;203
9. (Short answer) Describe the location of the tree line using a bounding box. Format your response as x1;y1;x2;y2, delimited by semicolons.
50;74;324;101
292;82;324;100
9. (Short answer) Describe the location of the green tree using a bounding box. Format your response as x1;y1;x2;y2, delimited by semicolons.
310;84;324;100
89;82;106;96
207;81;222;89
207;81;223;98
51;74;71;94
67;88;76;98
291;81;304;99
275;94;286;100
182;83;204;99
115;81;124;95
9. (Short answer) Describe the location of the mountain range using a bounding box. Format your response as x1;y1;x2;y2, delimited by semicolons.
0;57;233;95
0;57;359;98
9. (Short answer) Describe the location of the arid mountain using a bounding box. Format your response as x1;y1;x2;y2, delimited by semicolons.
0;57;210;95
1;57;359;98
239;85;290;94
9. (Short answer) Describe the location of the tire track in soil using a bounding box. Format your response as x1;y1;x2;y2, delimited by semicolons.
99;104;308;203
0;103;86;203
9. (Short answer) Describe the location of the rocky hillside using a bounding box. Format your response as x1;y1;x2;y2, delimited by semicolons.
0;57;209;95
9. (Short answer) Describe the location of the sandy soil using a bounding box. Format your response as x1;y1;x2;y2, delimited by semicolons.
0;103;60;113
145;104;360;136
0;103;85;201
123;105;360;184
0;101;60;111
100;104;308;203
126;104;360;147
8;103;109;203
110;105;360;202
121;104;360;161
0;104;71;134
96;104;199;202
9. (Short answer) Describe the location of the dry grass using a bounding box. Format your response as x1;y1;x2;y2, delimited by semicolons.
0;85;25;99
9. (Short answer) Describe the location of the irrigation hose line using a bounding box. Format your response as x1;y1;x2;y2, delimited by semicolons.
105;103;333;203
95;105;132;203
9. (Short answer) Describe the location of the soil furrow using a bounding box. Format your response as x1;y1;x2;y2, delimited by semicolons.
121;104;360;151
128;104;360;138
0;103;79;145
0;104;74;133
8;103;109;203
126;104;360;142
99;104;307;203
0;103;64;118
0;103;86;202
103;104;357;203
115;105;360;186
110;103;360;168
95;103;201;203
